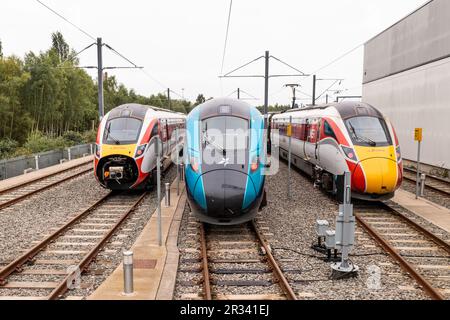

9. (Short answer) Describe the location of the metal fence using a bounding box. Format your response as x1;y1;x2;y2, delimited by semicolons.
0;143;94;181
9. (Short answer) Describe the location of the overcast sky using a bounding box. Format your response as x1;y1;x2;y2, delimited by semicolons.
1;0;427;106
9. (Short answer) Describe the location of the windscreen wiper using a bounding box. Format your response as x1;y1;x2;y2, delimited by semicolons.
204;133;226;156
348;123;376;147
105;124;121;145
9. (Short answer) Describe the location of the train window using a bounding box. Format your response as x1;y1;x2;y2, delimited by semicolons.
344;116;392;147
202;116;248;151
151;123;159;139
324;121;337;140
103;117;142;145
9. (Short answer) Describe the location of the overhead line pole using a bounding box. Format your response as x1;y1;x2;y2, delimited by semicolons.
97;38;104;121
312;75;316;106
167;88;171;110
264;51;270;130
237;88;240;100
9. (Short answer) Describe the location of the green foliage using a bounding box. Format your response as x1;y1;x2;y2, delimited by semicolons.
23;131;68;154
0;32;192;159
62;131;84;145
0;138;19;159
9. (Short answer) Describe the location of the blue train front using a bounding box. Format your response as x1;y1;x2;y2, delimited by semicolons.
185;98;267;225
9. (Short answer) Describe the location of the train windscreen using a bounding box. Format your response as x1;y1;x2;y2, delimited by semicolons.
344;116;392;147
103;117;143;145
201;116;248;152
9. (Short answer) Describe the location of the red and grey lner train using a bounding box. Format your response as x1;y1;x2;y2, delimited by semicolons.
94;104;185;190
270;102;403;201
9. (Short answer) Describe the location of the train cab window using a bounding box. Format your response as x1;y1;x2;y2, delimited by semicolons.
150;123;159;138
344;116;392;147
324;121;337;140
202;116;249;151
103;117;142;145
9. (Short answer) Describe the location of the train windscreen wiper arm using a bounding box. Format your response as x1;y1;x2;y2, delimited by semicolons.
348;123;376;147
105;124;121;145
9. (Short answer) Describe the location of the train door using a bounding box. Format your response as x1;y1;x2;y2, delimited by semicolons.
315;118;322;161
304;118;319;164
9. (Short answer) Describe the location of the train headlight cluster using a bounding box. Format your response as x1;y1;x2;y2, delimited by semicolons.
135;144;147;158
95;144;101;159
341;146;358;162
251;156;260;172
190;156;199;173
396;146;402;162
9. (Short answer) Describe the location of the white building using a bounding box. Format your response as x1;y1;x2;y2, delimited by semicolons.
362;0;450;170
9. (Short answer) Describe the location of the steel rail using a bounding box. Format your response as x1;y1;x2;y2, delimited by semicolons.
250;221;298;300
47;192;148;300
355;214;445;300
199;224;212;300
402;174;450;197
382;203;450;255
0;167;93;210
0;159;93;196
0;192;112;285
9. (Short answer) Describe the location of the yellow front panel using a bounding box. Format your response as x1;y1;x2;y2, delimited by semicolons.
354;146;398;194
101;144;136;158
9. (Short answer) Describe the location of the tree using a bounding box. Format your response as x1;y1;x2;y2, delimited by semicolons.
194;94;206;106
51;31;69;63
0;39;3;58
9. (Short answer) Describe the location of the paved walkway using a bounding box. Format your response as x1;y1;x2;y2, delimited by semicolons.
88;179;186;300
392;189;450;233
0;156;93;193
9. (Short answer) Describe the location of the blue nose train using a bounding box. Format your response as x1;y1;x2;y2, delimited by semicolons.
184;98;267;225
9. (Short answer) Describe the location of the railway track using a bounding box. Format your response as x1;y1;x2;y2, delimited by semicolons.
178;215;297;300
0;191;147;300
403;168;450;197
355;202;450;300
0;162;93;211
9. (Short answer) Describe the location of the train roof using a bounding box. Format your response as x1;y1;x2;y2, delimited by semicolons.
275;101;384;120
191;98;261;120
108;104;185;120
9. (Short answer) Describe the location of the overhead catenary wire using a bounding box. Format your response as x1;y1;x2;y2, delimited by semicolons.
35;0;96;41
220;0;233;75
35;0;184;101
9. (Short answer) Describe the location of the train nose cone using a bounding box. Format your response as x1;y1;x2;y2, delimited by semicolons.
201;170;248;217
354;158;398;194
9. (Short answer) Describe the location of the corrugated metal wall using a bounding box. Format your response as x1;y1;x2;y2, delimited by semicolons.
363;57;450;170
362;0;450;170
363;0;450;84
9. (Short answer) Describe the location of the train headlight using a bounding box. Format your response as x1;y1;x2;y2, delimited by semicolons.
396;146;402;162
135;144;147;158
95;144;101;158
251;156;260;172
342;146;358;162
190;156;199;173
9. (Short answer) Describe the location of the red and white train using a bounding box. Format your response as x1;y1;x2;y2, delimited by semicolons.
94;104;185;190
270;101;403;201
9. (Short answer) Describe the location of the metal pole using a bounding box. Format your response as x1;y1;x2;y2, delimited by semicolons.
312;74;316;106
420;174;426;197
176;128;180;196
416;141;421;199
123;251;134;295
326;94;329;104
264;51;269;130
264;51;270;161
97;38;104;121
167;88;171;110
292;88;296;109
156;138;162;246
165;182;171;207
288;116;292;199
237;88;240;100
